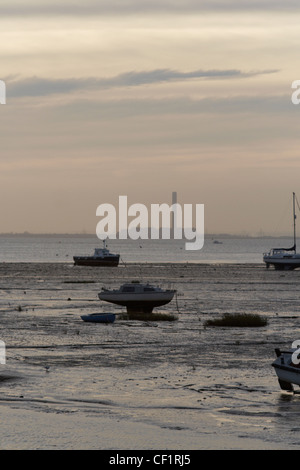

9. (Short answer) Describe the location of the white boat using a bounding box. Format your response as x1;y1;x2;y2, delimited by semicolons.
98;281;176;313
73;240;120;267
272;347;300;392
263;192;300;270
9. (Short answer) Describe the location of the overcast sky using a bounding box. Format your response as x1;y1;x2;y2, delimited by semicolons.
1;0;300;235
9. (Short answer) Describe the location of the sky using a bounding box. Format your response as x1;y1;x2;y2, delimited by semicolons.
1;0;300;236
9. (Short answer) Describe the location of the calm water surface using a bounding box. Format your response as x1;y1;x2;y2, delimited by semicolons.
0;234;293;264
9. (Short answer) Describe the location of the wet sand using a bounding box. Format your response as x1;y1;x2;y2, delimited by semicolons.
0;262;300;449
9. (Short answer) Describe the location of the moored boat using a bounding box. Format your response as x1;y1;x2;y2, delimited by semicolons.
99;281;176;313
74;240;120;267
263;193;300;270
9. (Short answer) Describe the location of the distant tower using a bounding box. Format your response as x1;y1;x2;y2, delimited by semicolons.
171;192;177;238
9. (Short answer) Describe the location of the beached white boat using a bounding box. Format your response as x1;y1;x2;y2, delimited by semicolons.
263;192;300;270
73;240;120;267
272;347;300;391
99;281;176;313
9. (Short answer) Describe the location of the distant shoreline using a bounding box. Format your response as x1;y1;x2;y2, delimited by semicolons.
0;261;264;266
0;232;293;239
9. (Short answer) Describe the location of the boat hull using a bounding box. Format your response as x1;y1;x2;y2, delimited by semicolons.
74;256;120;267
273;364;300;388
272;348;300;391
98;291;176;313
263;255;300;270
81;313;116;323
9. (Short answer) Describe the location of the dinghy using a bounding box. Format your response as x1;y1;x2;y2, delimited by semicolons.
81;313;116;323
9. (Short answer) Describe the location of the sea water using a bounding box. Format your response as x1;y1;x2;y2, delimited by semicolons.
0;234;292;264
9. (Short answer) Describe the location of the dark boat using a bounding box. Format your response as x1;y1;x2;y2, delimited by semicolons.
81;313;116;323
73;240;120;267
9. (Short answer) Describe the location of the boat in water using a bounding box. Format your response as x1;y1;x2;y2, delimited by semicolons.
81;313;116;323
263;192;300;270
73;240;120;267
272;346;300;392
98;281;176;313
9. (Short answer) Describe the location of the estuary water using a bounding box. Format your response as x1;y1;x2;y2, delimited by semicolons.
0;234;290;264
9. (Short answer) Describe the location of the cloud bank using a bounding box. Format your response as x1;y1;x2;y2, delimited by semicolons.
7;68;278;98
0;0;299;16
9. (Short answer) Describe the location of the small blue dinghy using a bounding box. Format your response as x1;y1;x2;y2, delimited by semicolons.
81;313;116;323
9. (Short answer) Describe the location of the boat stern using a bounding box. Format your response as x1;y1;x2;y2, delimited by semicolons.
272;348;300;391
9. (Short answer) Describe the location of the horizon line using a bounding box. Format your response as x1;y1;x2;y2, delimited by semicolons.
0;231;295;239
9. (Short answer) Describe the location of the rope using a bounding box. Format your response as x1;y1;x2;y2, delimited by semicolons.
175;291;180;314
296;194;300;214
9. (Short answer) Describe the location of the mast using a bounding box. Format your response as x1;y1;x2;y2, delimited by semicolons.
293;192;296;252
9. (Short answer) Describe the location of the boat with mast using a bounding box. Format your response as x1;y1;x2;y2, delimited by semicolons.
263;192;300;270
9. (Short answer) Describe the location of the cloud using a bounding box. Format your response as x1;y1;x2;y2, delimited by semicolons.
50;94;294;123
7;68;278;98
0;0;299;16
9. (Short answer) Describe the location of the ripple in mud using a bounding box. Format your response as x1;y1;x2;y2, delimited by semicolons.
0;375;20;383
189;383;269;395
219;408;283;418
0;371;24;383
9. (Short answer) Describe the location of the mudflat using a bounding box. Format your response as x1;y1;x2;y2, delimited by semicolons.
0;262;299;449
